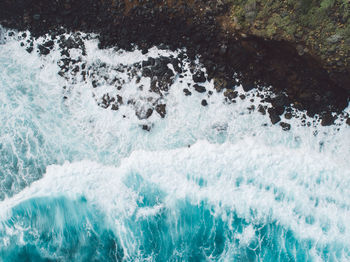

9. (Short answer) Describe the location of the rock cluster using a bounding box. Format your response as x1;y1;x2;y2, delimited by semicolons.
0;0;349;127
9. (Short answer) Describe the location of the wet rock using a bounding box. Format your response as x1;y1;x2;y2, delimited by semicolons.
100;94;115;109
171;58;182;74
268;108;281;124
214;78;227;92
192;70;206;83
59;36;83;50
1;0;349;127
183;88;192;96
321;112;336;126
258;104;266;115
242;81;255;92
142;125;151;131
37;44;50;55
193;84;206;93
224;89;238;101
201;99;208;106
274;106;285;116
284;112;293;119
247;105;255;112
155;104;166;118
142;58;155;67
26;46;33;53
136;108;153;120
111;104;119;111
43;40;54;49
280;122;291;131
116;95;123;105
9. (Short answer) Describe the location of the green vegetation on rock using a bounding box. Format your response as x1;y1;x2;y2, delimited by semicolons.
226;0;350;73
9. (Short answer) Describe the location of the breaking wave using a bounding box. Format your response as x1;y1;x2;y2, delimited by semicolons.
0;28;349;261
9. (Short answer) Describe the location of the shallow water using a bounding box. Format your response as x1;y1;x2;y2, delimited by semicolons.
0;28;349;261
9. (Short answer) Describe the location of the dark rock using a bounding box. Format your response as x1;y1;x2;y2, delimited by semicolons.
155;104;166;118
268;108;281;124
136;108;153;120
224;89;238;101
242;81;255;92
272;94;289;108
142;125;151;131
192;70;206;83
33;14;41;20
193;84;206;93
116;95;123;105
284;112;293;119
43;40;54;49
247;105;255;112
171;58;182;73
37;44;50;55
321;113;336;126
142;67;152;77
239;94;246;100
3;0;348;124
274;106;285;116
26;46;33;53
111;104;119;111
280;122;291;131
258;104;266;115
214;78;231;92
346;117;350;126
183;88;192;96
100;94;115;109
142;58;155;67
192;71;207;83
201;99;208;106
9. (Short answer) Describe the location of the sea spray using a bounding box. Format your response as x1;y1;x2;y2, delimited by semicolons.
0;28;349;261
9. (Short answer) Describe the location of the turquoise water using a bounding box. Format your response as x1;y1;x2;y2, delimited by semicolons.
0;29;349;261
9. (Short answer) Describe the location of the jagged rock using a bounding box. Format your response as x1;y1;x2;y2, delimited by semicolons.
224;89;238;101
201;99;208;106
280;122;291;131
37;44;50;55
5;0;349;127
155;104;166;118
136;108;153;120
142;125;151;131
183;88;192;96
193;84;206;93
242;81;255;92
268;108;281;124
258;104;266;115
192;70;206;83
321;113;336;126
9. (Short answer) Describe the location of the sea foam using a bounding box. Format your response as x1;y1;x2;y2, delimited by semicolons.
0;28;349;261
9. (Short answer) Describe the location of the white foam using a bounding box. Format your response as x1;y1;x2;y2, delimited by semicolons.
1;138;349;245
0;28;349;259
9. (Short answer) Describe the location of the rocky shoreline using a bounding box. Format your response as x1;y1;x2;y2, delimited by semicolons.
0;0;349;126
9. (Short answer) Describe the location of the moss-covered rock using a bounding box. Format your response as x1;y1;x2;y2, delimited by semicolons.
225;0;350;88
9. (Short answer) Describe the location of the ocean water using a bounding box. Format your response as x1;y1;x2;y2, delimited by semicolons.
0;28;349;261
